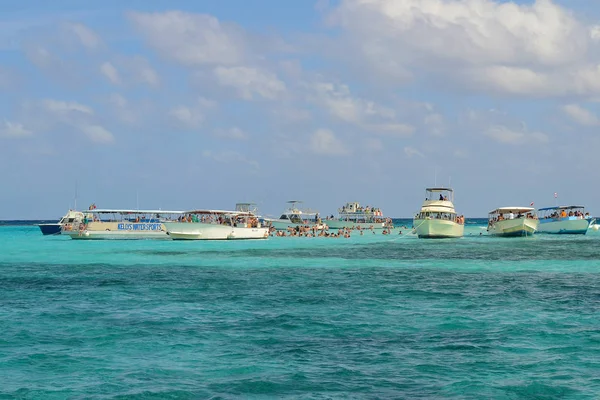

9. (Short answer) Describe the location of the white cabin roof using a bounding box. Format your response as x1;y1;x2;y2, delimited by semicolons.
89;209;184;214
489;207;534;214
185;209;256;216
426;187;454;192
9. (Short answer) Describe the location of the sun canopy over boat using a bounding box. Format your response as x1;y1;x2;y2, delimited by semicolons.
88;209;183;214
537;205;585;211
235;203;258;213
426;187;454;192
184;209;256;216
489;207;535;214
424;187;455;202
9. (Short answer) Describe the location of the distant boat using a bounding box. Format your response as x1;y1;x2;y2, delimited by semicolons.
537;206;595;234
63;209;183;240
413;187;464;238
324;202;389;230
263;201;325;231
487;207;539;237
38;210;87;235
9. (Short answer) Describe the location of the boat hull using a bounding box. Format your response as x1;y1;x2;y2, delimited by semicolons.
537;218;594;234
488;218;539;237
164;222;269;240
325;220;386;230
413;219;464;238
65;221;170;240
38;224;62;235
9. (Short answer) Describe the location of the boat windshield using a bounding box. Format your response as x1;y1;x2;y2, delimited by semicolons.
288;214;304;224
425;188;454;202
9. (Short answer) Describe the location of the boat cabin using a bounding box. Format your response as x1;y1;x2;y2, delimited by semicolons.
537;206;590;221
416;188;463;223
85;209;183;223
58;210;90;225
181;209;261;228
278;200;319;223
488;207;537;223
338;202;382;215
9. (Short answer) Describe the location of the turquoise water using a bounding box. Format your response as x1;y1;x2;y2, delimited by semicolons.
2;221;600;398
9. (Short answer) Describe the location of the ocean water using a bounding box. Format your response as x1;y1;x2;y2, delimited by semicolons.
1;220;600;399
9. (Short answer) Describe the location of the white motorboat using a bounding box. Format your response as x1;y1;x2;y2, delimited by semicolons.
324;202;389;230
38;210;89;235
263;201;326;231
413;188;464;238
63;209;183;240
537;206;594;234
163;209;269;240
487;207;539;237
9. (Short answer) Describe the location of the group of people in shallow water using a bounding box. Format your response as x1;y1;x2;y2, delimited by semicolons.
270;223;410;238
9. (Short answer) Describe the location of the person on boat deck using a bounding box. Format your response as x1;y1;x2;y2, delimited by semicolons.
561;210;567;218
439;194;444;200
508;211;515;220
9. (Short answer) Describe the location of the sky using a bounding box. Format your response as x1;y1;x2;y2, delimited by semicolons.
2;0;600;219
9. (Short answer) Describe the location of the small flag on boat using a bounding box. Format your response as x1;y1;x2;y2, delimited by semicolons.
88;203;97;210
530;202;534;206
554;192;558;198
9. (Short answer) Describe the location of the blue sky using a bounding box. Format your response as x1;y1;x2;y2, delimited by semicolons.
2;0;600;219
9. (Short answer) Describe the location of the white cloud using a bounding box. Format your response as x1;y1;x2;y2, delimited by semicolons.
484;125;548;145
25;46;60;70
108;93;138;124
310;81;394;123
404;146;424;158
328;0;600;97
562;104;600;126
453;149;469;158
100;62;120;85
139;66;159;86
81;125;115;144
310;128;350;155
366;123;415;137
201;150;259;170
213;66;286;100
169;98;215;129
1;120;32;138
216;127;249;140
43;99;93;115
67;23;101;50
129;11;246;66
19;100;115;145
331;0;587;66
170;106;204;128
110;93;127;109
424;113;445;136
591;25;600;42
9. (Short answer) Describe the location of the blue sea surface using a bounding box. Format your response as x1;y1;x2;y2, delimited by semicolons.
1;220;600;398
